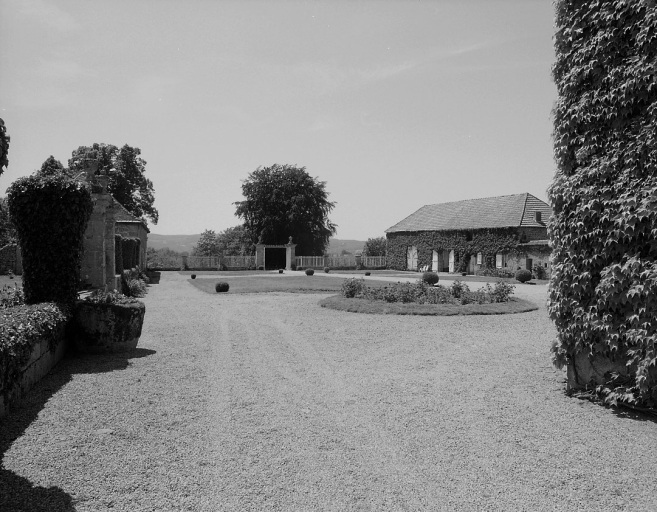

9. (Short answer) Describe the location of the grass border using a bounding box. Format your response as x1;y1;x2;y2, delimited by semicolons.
318;295;538;316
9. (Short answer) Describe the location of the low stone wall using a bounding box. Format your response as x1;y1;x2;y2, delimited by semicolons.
0;326;68;418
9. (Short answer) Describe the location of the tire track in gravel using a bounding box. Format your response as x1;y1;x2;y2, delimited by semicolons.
206;293;451;511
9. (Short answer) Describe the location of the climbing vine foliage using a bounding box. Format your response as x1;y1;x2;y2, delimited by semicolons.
549;0;657;406
7;172;93;305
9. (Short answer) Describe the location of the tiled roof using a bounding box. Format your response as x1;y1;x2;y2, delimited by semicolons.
113;201;150;232
385;193;552;233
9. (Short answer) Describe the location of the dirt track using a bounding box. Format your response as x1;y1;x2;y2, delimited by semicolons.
2;272;657;511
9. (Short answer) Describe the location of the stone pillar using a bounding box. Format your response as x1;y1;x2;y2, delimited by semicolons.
80;173;116;290
255;244;265;269
285;239;297;271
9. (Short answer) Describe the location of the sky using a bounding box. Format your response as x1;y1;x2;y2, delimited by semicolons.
0;0;557;241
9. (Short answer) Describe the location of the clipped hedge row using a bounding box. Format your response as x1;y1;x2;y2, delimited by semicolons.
550;1;657;407
6;172;93;304
0;303;69;394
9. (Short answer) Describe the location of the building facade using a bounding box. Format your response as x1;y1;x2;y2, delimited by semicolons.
385;193;552;275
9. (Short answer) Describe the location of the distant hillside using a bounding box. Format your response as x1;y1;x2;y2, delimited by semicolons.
147;234;200;254
148;234;365;255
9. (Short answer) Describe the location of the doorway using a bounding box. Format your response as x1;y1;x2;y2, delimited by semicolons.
264;247;287;270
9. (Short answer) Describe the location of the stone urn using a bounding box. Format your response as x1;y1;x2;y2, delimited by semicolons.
71;298;146;354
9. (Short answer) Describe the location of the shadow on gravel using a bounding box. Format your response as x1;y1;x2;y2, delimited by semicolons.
0;347;156;511
0;362;76;511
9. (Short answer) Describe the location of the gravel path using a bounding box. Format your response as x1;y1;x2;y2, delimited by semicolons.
2;272;657;511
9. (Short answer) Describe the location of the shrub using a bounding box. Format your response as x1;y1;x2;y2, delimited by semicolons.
341;278;367;298
449;280;470;299
82;289;141;305
0;302;69;392
0;283;24;308
476;267;515;278
290;263;297;271
515;269;532;283
6;172;93;304
532;264;546;280
191;274;197;279
215;282;229;293
258;266;264;271
126;279;146;297
305;269;314;276
324;267;330;273
278;269;284;274
365;272;371;276
422;271;439;285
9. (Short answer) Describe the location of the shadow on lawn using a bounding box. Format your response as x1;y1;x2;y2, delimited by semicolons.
0;347;156;511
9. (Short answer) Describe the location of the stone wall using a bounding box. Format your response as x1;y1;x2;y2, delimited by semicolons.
0;326;68;418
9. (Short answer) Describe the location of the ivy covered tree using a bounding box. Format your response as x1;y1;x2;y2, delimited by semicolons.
234;164;337;256
68;143;158;224
362;237;387;257
549;1;657;407
192;230;218;257
216;225;255;256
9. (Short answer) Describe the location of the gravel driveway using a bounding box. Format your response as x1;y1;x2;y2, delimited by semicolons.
2;272;657;511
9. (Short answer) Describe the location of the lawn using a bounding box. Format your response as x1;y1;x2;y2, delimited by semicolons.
188;274;390;294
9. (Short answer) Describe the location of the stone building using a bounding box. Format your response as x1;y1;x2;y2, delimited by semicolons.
385;193;552;275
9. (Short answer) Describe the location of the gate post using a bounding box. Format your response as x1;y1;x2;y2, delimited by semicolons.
285;237;296;271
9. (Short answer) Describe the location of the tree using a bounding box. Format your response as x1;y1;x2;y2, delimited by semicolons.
0;118;9;177
68;143;158;224
0;197;16;247
39;155;68;177
216;225;255;256
363;237;386;257
234;164;337;255
192;230;218;257
549;1;657;407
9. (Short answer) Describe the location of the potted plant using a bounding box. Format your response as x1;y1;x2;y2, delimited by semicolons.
70;290;146;354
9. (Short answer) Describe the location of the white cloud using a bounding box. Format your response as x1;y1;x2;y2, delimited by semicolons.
14;0;79;32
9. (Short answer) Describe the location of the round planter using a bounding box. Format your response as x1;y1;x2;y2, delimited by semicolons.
71;301;146;354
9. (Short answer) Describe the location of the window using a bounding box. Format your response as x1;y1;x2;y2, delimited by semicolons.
496;253;505;268
476;252;482;265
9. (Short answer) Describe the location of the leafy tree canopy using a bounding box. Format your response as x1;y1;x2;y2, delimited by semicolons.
216;225;255;256
0;197;16;248
192;229;218;257
234;164;337;256
0;118;9;177
363;237;387;257
68;143;158;224
39;155;68;177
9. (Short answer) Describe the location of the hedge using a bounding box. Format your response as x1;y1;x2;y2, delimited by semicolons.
550;1;657;407
0;303;69;395
6;172;93;305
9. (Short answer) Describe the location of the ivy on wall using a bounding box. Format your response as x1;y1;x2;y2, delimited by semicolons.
386;229;520;272
7;172;93;305
550;1;657;407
